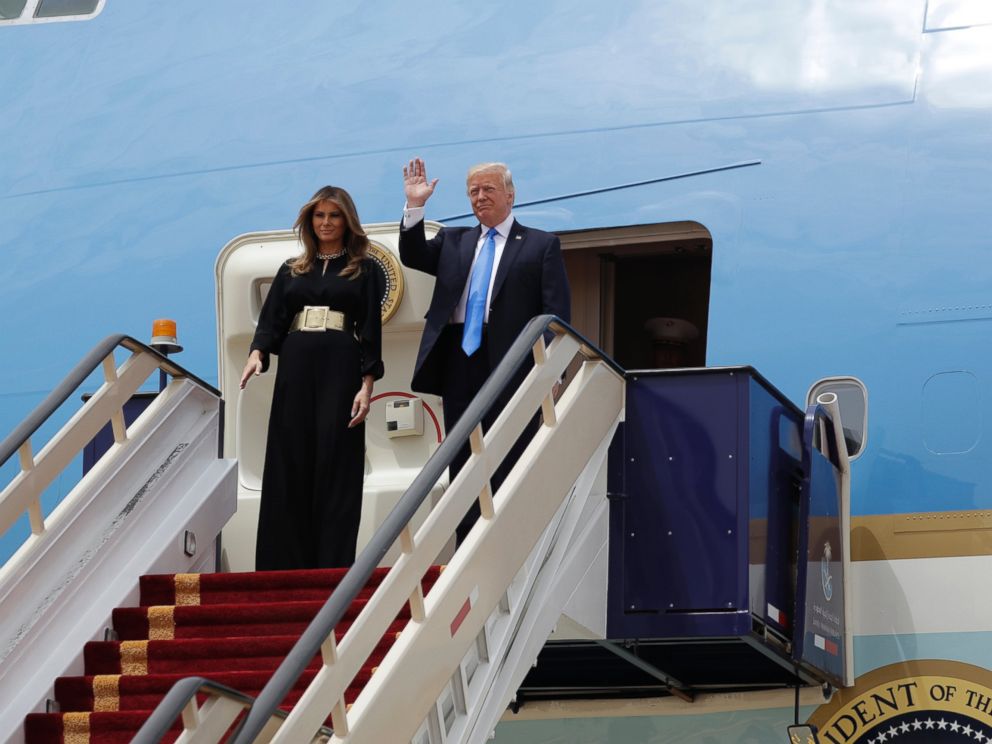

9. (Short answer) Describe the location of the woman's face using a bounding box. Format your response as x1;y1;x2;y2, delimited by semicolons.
312;199;347;249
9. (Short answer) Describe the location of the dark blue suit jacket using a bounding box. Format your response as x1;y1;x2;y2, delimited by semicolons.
399;217;571;396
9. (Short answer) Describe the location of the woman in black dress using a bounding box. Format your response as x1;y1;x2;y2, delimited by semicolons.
240;186;384;569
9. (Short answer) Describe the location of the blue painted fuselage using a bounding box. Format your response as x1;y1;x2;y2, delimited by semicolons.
2;2;991;739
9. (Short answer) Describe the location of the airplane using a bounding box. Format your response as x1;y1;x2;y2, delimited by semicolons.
1;1;992;742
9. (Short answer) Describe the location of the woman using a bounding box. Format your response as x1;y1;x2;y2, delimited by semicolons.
240;186;383;569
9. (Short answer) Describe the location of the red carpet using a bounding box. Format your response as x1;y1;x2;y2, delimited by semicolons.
23;566;442;743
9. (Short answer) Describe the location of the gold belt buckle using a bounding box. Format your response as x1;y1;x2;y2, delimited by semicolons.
301;306;328;331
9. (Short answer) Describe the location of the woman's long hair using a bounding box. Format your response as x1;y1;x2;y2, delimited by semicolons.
288;186;369;278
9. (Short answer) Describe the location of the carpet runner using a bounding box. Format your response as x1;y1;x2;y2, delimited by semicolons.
23;565;442;743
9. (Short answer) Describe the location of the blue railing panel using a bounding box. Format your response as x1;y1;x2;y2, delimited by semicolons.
607;367;806;643
793;404;848;687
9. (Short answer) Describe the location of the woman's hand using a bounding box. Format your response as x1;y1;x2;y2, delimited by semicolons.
349;375;375;427
240;350;264;389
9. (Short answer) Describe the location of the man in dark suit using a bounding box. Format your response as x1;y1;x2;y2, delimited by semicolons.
399;158;571;541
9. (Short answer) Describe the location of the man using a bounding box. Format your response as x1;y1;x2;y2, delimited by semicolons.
399;158;571;541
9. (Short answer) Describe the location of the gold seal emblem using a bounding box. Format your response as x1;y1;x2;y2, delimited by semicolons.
807;659;992;742
367;240;404;324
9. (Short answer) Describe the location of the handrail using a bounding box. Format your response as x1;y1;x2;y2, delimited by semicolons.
135;315;620;744
135;677;332;741
0;334;219;470
137;677;254;736
802;400;845;473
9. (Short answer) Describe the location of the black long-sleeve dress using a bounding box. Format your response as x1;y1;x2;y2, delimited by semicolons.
249;255;384;570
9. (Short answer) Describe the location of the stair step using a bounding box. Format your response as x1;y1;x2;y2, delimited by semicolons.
111;597;392;640
52;666;373;712
83;625;403;676
25;565;443;743
139;565;442;606
24;711;182;744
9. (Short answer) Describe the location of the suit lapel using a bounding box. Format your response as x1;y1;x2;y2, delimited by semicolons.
491;219;524;304
457;226;481;291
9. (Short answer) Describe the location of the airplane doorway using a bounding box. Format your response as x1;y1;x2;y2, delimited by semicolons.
559;221;712;370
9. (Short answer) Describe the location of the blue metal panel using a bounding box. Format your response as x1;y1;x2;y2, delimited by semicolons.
608;367;805;644
621;371;742;617
793;404;848;687
747;377;804;637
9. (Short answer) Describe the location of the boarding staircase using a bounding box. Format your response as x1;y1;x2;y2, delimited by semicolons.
0;336;236;744
2;316;626;743
22;565;443;742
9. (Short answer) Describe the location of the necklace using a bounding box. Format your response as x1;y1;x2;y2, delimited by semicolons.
317;250;345;260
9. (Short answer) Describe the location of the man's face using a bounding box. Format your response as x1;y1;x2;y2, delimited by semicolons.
467;171;513;227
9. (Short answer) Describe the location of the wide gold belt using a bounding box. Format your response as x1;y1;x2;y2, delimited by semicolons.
289;306;347;332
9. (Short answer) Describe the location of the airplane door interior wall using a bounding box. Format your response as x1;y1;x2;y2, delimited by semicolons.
560;222;712;371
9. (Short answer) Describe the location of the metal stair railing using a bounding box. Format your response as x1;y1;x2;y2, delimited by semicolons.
331;331;623;744
138;677;332;744
0;334;220;579
134;315;625;744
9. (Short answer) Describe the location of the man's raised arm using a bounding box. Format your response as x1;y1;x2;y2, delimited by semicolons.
400;157;442;274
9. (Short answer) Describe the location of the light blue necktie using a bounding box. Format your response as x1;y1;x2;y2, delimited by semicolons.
462;227;498;355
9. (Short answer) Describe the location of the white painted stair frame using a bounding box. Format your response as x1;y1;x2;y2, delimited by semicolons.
458;432;614;744
226;331;624;743
350;354;623;744
0;347;236;744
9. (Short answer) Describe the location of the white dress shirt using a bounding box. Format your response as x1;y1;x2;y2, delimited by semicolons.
403;206;514;323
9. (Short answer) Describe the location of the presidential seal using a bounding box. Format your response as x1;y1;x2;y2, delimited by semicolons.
367;240;404;324
807;660;992;743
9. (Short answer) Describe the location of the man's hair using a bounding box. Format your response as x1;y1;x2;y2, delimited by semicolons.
466;162;514;192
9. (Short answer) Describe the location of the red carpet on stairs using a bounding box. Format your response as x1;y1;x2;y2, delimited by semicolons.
23;566;442;743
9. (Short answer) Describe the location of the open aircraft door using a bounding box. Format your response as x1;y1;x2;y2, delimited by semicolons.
214;222;448;570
